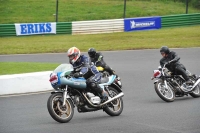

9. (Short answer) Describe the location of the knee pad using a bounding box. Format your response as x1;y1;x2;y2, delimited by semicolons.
90;82;97;88
87;81;102;93
93;84;103;93
86;78;97;88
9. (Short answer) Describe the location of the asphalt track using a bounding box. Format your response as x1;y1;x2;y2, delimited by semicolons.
0;48;200;133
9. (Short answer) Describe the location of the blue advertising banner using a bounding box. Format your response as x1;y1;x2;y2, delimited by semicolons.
124;17;161;32
15;22;56;36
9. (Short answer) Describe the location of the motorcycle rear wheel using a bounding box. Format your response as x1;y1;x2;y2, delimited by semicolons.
103;86;123;116
47;93;74;123
155;80;175;102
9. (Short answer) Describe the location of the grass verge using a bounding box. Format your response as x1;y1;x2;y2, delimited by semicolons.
0;26;200;54
0;62;59;75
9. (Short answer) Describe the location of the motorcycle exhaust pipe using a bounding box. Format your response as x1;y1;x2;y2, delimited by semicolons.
191;78;200;90
83;92;124;108
100;92;124;106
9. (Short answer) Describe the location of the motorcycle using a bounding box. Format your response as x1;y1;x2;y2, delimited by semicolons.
151;63;200;102
96;66;122;88
93;58;122;88
47;64;124;123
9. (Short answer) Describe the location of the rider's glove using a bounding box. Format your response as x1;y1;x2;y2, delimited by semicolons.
73;72;82;78
167;61;171;65
166;60;173;65
169;59;176;64
164;62;169;65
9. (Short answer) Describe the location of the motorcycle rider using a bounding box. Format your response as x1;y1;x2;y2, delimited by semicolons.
67;47;109;102
88;48;116;75
159;46;192;85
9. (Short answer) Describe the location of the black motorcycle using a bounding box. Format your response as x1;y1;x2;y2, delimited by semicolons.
151;63;200;102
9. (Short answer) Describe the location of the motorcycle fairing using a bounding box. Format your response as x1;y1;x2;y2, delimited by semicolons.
52;64;116;89
60;75;87;89
50;72;62;89
99;75;116;89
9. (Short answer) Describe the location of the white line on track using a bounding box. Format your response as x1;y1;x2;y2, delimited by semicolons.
0;90;52;98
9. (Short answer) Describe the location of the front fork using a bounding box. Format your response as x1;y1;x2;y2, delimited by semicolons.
62;85;69;106
154;78;170;90
62;90;67;106
164;80;169;89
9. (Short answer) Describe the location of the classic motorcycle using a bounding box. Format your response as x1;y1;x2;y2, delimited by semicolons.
47;64;124;123
96;66;122;88
93;59;120;79
151;63;200;102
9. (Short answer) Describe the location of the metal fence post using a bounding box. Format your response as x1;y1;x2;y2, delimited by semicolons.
186;0;188;14
56;0;58;22
123;0;126;18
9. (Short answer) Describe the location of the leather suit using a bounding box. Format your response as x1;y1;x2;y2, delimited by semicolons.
90;52;115;75
160;51;189;81
71;55;103;94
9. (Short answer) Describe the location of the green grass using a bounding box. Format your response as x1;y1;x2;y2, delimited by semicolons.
0;0;199;24
0;25;200;55
0;62;59;75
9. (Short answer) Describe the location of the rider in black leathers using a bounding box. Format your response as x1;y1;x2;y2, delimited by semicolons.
88;48;116;75
67;47;109;101
159;46;192;85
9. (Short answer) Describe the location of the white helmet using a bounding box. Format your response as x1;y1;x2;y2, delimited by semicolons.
67;47;81;64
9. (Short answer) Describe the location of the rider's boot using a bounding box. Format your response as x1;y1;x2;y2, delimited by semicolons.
105;65;115;75
94;84;110;102
185;79;193;85
101;90;109;102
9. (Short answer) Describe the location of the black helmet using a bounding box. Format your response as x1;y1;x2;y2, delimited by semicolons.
160;46;170;54
88;48;96;58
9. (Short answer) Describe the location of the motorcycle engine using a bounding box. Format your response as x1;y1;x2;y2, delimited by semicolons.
86;92;101;105
74;95;84;106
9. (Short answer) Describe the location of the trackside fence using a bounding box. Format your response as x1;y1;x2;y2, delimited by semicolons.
0;13;199;37
0;24;15;37
161;13;200;28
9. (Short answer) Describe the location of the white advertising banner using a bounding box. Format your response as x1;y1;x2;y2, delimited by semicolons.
15;22;56;36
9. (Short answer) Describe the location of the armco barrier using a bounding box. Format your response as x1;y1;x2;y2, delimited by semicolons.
0;71;52;96
0;13;200;37
0;24;16;37
72;19;124;35
161;13;200;28
56;22;72;34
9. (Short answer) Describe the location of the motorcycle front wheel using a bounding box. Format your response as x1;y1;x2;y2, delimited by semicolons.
103;86;123;116
155;80;175;102
47;93;74;123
